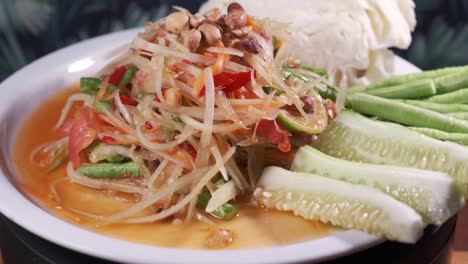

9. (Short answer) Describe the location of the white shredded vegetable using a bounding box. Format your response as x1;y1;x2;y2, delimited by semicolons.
205;180;237;213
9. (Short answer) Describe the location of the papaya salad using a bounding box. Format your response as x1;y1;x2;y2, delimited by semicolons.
33;3;336;225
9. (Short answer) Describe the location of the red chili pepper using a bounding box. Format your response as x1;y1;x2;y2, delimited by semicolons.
200;70;255;96
119;94;138;106
109;66;127;85
101;136;116;144
256;119;291;152
154;96;161;102
145;121;154;130
179;141;197;158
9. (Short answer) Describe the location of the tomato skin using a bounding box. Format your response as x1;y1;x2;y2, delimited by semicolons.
59;119;75;135
101;136;116;144
119;94;138;106
256;119;291;152
109;66;126;85
68;107;99;167
200;71;255;96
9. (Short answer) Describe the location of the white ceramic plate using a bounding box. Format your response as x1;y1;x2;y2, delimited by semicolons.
0;28;419;264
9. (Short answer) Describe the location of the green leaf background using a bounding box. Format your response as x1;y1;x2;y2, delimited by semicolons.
1;0;467;81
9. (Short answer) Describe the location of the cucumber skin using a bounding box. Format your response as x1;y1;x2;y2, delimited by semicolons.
255;167;426;244
292;146;464;224
312;110;468;197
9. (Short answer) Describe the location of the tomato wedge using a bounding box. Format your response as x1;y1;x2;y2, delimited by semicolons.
119;94;138;106
200;71;255;96
256;119;291;152
68;107;100;167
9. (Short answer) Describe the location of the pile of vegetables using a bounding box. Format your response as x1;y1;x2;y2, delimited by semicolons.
33;3;336;242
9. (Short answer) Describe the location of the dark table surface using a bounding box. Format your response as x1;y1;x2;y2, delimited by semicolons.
0;213;457;264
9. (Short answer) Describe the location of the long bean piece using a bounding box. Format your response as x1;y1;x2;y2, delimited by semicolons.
403;100;468;113
76;162;140;178
426;88;468;104
349;66;466;94
410;127;468;145
434;67;468;94
348;93;468;133
366;79;436;99
448;112;468;121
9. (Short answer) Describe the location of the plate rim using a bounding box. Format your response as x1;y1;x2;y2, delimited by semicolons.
0;28;418;264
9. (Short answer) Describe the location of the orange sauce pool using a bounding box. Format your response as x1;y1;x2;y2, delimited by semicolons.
12;86;332;249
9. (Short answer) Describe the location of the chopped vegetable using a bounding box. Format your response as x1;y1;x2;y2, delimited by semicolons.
255;167;426;243
68;107;100;167
106;155;125;163
80;78;101;95
312;110;468;197
119;94;138;106
109;66;127;85
256;119;291;152
262;86;284;96
96;100;113;113
76;162;140;178
292;146;464;224
200;71;254;96
118;66;139;88
301;65;328;77
196;190;239;220
277;95;328;135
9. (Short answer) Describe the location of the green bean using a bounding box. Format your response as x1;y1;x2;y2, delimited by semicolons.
96;100;112;113
434;67;468;94
105;155;125;163
80;77;101;95
263;86;284;96
214;179;226;189
118;66;139;88
76;162;140;178
211;203;238;220
402;100;468;113
137;90;146;100
426;88;468;104
196;191;211;209
410;127;468;145
162;125;174;135
108;84;118;93
366;79;436;99
301;65;328;77
448;112;468;121
196;190;239;220
349;66;467;94
349;93;468;133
